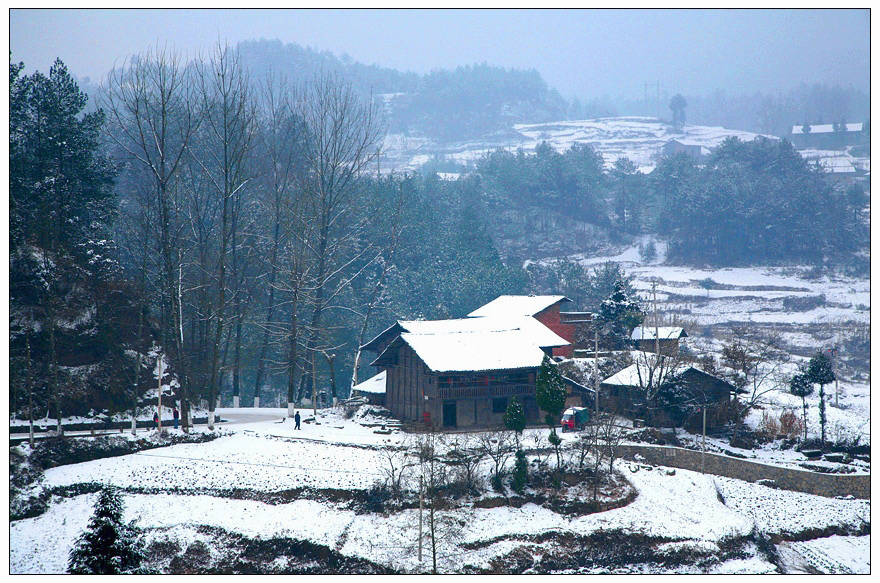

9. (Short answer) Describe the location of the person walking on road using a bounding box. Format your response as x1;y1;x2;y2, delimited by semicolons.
294;410;301;430
173;407;180;429
153;411;159;429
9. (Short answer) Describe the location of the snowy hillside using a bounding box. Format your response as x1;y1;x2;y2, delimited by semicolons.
381;117;775;173
10;408;870;574
535;237;870;450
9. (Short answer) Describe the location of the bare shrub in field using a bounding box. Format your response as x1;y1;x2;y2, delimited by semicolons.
778;409;804;440
757;410;780;440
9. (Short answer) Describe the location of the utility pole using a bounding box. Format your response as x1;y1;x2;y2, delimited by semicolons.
418;474;424;563
157;357;163;431
652;280;660;356
701;406;707;474
594;327;600;416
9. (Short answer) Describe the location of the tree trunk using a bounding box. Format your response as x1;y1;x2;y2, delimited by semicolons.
254;212;281;407
287;288;299;417
232;298;242;408
26;326;34;448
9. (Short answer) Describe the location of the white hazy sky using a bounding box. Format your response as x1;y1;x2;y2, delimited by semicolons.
9;8;870;99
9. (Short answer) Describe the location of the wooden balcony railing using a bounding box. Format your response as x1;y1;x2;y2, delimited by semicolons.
435;383;534;400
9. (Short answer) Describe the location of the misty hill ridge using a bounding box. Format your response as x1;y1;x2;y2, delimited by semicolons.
237;38;570;142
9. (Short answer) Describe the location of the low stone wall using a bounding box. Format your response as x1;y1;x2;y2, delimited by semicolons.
617;444;870;500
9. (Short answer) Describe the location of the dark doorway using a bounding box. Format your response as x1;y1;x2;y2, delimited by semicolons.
442;401;457;427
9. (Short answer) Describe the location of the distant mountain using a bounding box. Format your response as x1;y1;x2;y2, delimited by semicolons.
236;38;571;143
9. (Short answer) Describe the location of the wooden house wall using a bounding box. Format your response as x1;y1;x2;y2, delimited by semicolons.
635;338;681;355
386;343;429;423
385;344;543;429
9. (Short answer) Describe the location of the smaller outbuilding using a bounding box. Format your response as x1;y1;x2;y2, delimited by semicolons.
631;326;688;355
351;370;386;407
660;139;709;162
600;358;738;429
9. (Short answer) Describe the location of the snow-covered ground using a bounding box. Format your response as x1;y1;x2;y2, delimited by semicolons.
10;408;870;574
381;117;774;173
537;236;870;449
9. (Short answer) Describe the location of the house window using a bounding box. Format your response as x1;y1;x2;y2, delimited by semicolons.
492;397;508;414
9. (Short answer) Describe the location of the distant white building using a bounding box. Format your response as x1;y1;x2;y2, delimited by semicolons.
660;139;710;161
790;123;867;149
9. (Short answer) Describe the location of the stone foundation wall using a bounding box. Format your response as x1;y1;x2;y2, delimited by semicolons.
617;444;870;500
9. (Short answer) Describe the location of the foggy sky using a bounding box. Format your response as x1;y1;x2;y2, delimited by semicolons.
10;8;870;99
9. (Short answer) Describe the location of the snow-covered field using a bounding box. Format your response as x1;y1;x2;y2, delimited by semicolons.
537;237;871;449
10;407;870;574
381;117;773;173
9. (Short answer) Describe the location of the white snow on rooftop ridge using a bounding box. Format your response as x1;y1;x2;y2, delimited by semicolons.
399;315;565;346
665;139;704;147
602;358;680;387
467;295;568;318
352;370;386;394
400;327;558;373
631;326;686;341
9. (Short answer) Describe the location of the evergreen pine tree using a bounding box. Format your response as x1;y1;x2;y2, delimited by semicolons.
511;448;528;494
503;396;527;437
594;280;645;349
807;351;835;447
68;486;144;574
789;371;813;442
535;355;567;479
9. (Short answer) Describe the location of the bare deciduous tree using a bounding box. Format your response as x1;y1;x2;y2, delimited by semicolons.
293;73;384;406
102;45;202;429
193;42;258;426
721;327;789;445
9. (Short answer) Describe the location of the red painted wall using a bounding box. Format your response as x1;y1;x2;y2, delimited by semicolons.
533;304;574;358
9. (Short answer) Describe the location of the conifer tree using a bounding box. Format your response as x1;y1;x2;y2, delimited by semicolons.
536;355;566;477
807;351;835;447
789;371;813;442
503;396;526;438
68;486;144;574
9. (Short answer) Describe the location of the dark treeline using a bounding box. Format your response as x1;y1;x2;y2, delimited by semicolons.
570;84;870;138
9;49;538;422
8;45;869;426
473;138;867;267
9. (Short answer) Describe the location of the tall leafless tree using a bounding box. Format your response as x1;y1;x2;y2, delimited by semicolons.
193;42;258;426
102;45;202;429
293;73;384;406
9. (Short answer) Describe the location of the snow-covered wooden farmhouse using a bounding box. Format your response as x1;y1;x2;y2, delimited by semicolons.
360;295;589;429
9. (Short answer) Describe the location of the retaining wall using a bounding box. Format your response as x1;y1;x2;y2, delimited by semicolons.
616;444;870;500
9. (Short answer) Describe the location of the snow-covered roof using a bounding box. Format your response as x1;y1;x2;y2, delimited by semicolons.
352;371;386;394
791;123;863;135
602;360;674;388
399;328;558;373
631;327;688;341
602;359;737;395
664;139;704;147
467;295;570;318
410;316;567;346
371;315;568;373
